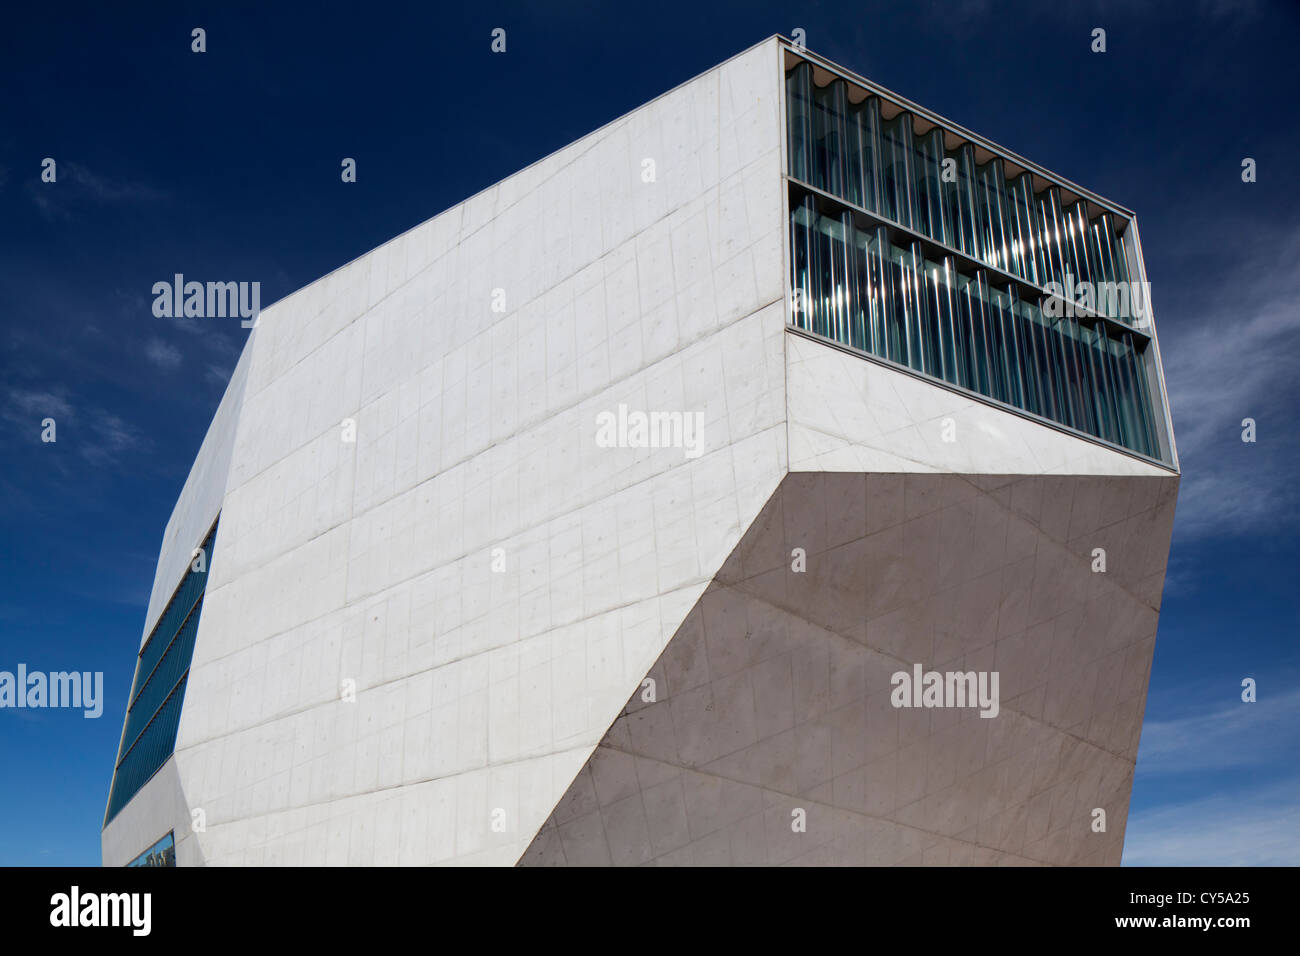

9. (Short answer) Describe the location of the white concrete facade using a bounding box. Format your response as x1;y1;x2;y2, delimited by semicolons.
105;36;790;866
786;333;1172;478
104;36;1177;867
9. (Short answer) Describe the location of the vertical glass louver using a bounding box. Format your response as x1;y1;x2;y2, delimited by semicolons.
785;60;1166;462
105;521;217;825
913;127;949;247
785;61;1145;328
788;196;1163;459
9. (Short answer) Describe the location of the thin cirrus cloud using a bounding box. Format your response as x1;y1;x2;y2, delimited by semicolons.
1160;227;1300;542
1125;688;1300;865
1135;686;1300;776
25;162;166;220
144;337;183;371
2;387;144;467
2;387;72;424
1124;783;1300;866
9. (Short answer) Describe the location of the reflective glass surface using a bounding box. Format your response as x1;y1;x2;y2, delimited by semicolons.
789;195;1162;458
127;831;176;867
786;62;1142;326
105;522;217;825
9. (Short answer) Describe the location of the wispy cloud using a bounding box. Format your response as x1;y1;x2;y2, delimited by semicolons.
1125;684;1300;865
1;387;145;466
26;162;166;220
64;163;166;204
1161;225;1300;541
3;388;72;422
143;337;182;371
1124;782;1300;866
84;411;142;464
205;363;233;386
1136;687;1300;775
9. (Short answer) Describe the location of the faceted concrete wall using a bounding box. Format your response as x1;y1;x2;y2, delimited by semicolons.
105;35;1180;867
139;338;254;644
101;340;254;867
520;470;1177;865
786;333;1172;478
105;36;789;866
101;757;198;867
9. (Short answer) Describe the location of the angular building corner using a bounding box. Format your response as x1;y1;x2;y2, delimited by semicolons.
104;35;1178;867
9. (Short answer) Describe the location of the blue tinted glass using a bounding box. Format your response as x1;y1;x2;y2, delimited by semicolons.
913;128;949;246
846;97;881;212
783;69;1168;463
785;64;1145;334
879;113;915;229
105;523;217;825
813;80;848;196
127;831;176;867
786;63;814;184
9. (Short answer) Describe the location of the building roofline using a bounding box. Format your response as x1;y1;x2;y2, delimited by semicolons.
256;35;788;319
778;38;1137;222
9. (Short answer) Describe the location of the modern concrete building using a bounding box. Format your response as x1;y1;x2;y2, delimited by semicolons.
103;36;1178;867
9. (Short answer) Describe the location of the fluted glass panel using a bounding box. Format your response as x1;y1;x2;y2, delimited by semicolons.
879;112;915;229
1014;289;1053;419
902;243;929;371
1061;319;1096;437
813;80;849;197
1112;221;1131;288
911;251;941;379
835;211;856;343
864;224;892;358
1063;201;1095;292
1107;333;1139;452
1124;331;1158;457
967;270;993;398
1089;214;1134;322
810;206;840;339
1005;173;1042;285
925;258;960;385
790;196;815;332
984;281;1018;406
913;127;949;246
1052;316;1081;431
1036;187;1068;292
845;217;871;351
946;144;980;260
1041;307;1069;425
785;65;1143;329
1084;323;1120;445
878;239;907;364
787;196;1164;460
951;271;982;390
1088;213;1118;288
786;62;814;184
1038;309;1070;429
975;158;1011;273
845;96;881;211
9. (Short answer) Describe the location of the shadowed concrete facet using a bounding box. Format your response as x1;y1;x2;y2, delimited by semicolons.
519;472;1177;865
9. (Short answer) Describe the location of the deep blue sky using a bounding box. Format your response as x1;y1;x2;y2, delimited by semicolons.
2;1;1297;865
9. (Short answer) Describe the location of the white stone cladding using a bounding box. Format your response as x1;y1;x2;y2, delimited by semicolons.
105;36;789;866
786;334;1172;477
104;35;1179;867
